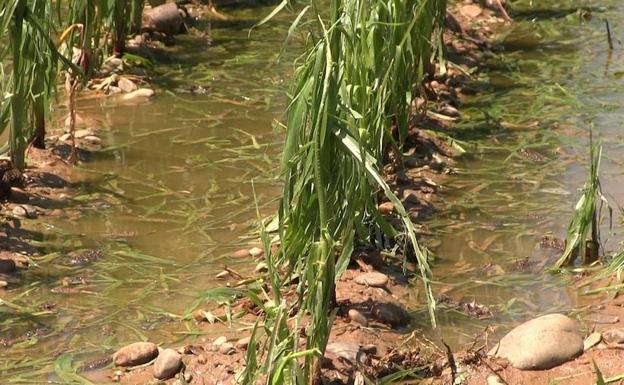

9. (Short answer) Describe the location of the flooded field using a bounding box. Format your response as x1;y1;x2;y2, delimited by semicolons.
1;0;624;383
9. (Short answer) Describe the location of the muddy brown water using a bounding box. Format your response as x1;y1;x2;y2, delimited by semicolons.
2;1;624;383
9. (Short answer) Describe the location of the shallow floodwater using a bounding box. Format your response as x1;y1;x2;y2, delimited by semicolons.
428;0;624;345
2;0;624;382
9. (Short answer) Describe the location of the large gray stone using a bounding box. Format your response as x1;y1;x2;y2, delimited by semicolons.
489;314;583;370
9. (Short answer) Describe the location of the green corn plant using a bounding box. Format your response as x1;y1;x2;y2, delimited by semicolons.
0;0;143;168
0;0;67;168
553;135;607;269
244;0;446;384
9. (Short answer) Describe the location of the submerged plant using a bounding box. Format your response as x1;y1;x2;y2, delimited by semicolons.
244;0;446;383
553;135;607;269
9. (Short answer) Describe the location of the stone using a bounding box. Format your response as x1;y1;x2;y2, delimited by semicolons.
113;342;159;367
13;205;37;219
0;280;7;288
254;262;268;273
487;375;505;385
232;249;250;258
108;86;122;94
326;342;360;363
439;105;460;117
602;328;624;344
372;303;410;327
378;202;394;215
213;336;227;346
0;259;16;274
83;135;102;146
74;129;94;139
153;348;182;380
218;342;236;355
354;272;389;287
460;4;483;18
216;270;229;279
236;337;251;350
118;77;138;93
249;247;264;257
489;314;583;370
122;88;155;101
348;309;368;326
584;332;602;351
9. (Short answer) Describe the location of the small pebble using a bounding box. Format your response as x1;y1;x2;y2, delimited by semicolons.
83;135;102;146
74;129;94;138
354;272;389;287
213;336;227;346
236;337;251;350
232;249;250;258
487;375;505;385
348;309;368;326
254;262;268;273
249;247;264;257
378;202;394;215
218;342;236;355
118;77;138;93
215;270;229;279
122;88;155;101
0;280;8;288
153;348;182;380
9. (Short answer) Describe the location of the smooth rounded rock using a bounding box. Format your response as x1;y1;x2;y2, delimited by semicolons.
254;262;268;273
489;314;583;370
487;375;505;385
236;337;251;350
354;272;389;287
232;249;250;258
118;77;138;93
0;259;16;274
348;309;368;326
218;342;235;355
83;135;102;146
249;247;264;257
460;4;483;18
213;336;227;346
122;88;155;101
113;342;158;367
378;202;394;215
153;348;182;380
215;270;229;279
